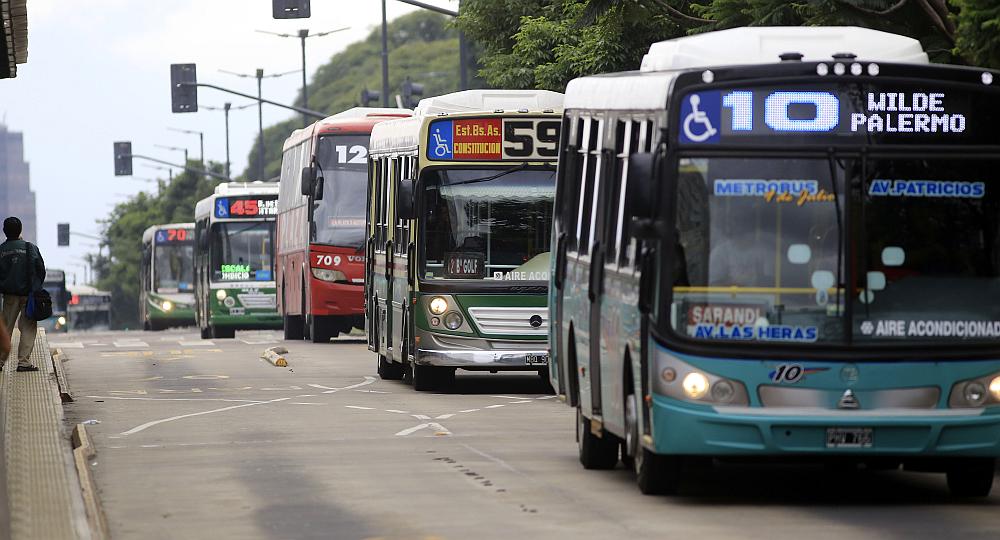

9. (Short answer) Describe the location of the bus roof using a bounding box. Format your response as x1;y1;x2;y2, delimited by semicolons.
282;107;412;152
640;26;928;72
141;222;194;244
44;269;65;282
194;182;279;220
370;91;565;155
566;26;929;111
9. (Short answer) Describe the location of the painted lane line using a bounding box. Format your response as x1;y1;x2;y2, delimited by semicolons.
435;414;455;420
178;340;214;347
510;400;533;404
354;389;390;394
461;443;523;475
113;340;149;348
318;376;377;394
485;405;506;409
49;342;84;349
395;423;429;436
308;383;337;390
345;405;374;410
120;397;292;436
535;396;558;400
385;409;409;414
395;423;451;436
289;402;325;405
429;422;452;436
87;395;267;404
491;395;522;400
412;414;431;420
458;409;480;413
295;394;317;398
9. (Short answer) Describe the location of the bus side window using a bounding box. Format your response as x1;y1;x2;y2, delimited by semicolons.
556;115;583;253
374;157;384;251
394;156;406;255
616;120;642;268
605;119;628;266
575;117;600;256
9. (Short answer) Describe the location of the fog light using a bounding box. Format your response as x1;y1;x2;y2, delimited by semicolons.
661;368;676;383
223;296;236;308
216;289;227;301
429;297;448;315
430;317;440;327
444;312;463;330
162;300;173;312
682;372;709;399
57;316;66;326
964;381;987;406
711;380;736;403
990;376;1000;401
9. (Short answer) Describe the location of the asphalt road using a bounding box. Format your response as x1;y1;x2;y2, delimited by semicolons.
57;328;1000;540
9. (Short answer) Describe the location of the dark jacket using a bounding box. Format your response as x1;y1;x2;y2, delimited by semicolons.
0;239;45;296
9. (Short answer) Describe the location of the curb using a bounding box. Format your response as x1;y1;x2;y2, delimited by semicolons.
71;425;108;540
51;348;73;403
261;346;289;367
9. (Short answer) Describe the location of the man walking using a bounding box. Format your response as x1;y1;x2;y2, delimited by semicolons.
0;217;45;372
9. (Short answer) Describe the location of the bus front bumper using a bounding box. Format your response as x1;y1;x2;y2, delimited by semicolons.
650;394;1000;456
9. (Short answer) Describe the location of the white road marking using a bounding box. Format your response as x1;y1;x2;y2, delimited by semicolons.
412;414;431;420
345;405;374;410
395;424;429;436
49;342;84;349
510;400;532;404
179;340;214;347
307;383;337;390
114;340;149;348
535;396;557;400
491;395;522;400
120;397;292;436
485;404;505;409
183;375;230;380
435;414;454;419
239;338;278;345
295;394;317;398
320;376;376;394
289;402;325;405
385;409;409;414
461;443;522;475
89;395;267;404
354;389;390;394
459;409;480;413
396;422;452;437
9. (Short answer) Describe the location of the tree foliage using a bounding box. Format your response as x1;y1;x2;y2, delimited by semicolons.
457;0;1000;91
94;165;224;329
244;11;479;180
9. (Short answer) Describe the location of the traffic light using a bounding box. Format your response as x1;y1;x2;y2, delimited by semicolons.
170;63;198;113
57;223;69;247
113;141;133;176
401;78;424;109
272;0;310;18
360;88;381;107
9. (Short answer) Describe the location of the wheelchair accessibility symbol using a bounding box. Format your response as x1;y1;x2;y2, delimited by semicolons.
679;91;721;144
427;119;454;160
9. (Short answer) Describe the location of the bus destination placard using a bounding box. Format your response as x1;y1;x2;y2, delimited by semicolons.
214;196;279;219
155;228;193;244
427;118;560;161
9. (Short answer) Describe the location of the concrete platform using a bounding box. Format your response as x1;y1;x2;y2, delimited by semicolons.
1;329;90;539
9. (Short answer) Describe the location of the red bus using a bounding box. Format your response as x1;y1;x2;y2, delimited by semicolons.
277;108;411;342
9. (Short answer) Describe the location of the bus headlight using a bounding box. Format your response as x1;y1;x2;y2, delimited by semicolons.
216;289;228;301
429;297;448;315
162;300;173;312
653;349;749;406
443;312;463;330
312;268;347;282
949;371;1000;408
57;316;67;326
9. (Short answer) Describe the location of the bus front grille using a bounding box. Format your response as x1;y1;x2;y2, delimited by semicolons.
467;306;548;336
237;294;277;310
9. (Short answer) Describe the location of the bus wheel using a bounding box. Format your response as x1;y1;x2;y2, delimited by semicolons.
211;326;235;339
627;393;681;494
577;407;618;470
200;326;211;339
284;315;304;340
946;458;995;497
377;355;404;380
412;363;437;391
537;367;555;394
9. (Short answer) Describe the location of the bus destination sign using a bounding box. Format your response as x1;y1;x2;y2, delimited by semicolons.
214;196;279;219
677;83;995;146
155;228;193;244
427;118;560;161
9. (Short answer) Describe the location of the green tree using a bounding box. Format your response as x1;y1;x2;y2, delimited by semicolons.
94;164;224;329
953;0;1000;68
245;11;480;180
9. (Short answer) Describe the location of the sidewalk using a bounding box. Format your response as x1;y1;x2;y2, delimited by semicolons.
1;329;91;539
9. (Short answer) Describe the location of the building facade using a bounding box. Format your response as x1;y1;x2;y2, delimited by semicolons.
0;124;36;241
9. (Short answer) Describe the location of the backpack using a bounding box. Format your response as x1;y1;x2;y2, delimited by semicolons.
22;244;52;321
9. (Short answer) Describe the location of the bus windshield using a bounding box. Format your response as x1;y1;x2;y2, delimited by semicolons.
210;222;275;283
422;167;555;281
154;243;194;292
314;135;369;249
43;274;67;312
672;155;1000;347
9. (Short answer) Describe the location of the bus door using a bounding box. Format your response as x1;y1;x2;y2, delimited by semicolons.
553;117;581;402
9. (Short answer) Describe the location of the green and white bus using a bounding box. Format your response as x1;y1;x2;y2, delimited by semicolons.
367;90;564;390
141;223;196;330
194;182;281;339
551;26;1000;497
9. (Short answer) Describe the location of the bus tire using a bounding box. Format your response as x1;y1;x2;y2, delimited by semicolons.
284;315;304;340
537;367;555;394
200;326;211;339
436;367;455;392
211;325;235;339
946;458;995;497
412;363;436;391
377;355;404;380
577;407;618;470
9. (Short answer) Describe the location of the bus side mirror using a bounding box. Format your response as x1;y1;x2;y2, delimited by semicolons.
300;166;316;196
397;178;415;220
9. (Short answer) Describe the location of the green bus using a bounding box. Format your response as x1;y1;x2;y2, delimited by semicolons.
141;223;196;330
366;90;564;390
194;182;281;339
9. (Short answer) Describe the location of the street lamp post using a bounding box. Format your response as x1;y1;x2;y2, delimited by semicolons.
168;127;205;169
203;101;255;180
256;27;349;126
154;144;188;164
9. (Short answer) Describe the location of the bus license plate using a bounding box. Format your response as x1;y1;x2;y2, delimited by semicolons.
526;354;549;366
826;428;873;448
229;308;246;316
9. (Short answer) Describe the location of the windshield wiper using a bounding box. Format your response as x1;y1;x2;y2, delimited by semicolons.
445;163;531;187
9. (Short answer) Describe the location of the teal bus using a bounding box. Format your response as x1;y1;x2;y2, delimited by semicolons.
141;223;196;330
550;26;1000;497
39;269;69;333
367;90;564;390
194;182;281;339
